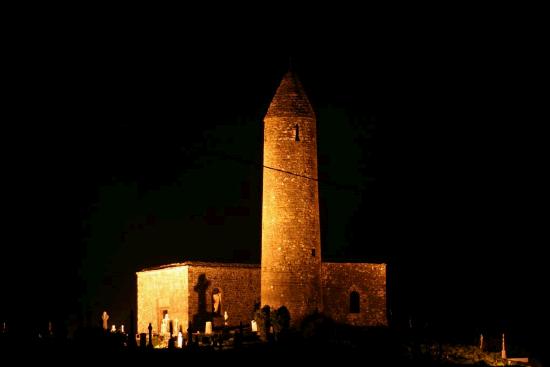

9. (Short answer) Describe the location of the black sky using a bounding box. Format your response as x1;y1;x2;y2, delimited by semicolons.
2;12;546;347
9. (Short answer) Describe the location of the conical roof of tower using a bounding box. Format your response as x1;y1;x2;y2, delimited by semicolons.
265;70;315;119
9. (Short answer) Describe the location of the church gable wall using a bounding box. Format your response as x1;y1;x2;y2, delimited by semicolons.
136;266;188;334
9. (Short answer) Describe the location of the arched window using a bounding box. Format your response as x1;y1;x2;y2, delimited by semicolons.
294;124;300;141
350;291;360;313
212;288;222;316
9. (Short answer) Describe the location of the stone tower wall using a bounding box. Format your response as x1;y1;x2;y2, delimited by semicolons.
261;72;323;324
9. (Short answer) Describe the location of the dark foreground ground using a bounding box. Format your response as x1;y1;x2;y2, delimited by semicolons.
1;324;545;366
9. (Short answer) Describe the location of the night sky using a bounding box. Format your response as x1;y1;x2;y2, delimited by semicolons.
2;13;546;348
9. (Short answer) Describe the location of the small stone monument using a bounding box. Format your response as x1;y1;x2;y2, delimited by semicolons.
224;311;229;326
147;323;153;348
480;333;484;351
102;311;109;331
111;325;116;333
177;331;183;348
121;324;125;334
251;320;258;332
139;333;147;348
205;321;212;335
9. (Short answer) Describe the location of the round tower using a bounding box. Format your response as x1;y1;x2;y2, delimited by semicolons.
261;70;322;324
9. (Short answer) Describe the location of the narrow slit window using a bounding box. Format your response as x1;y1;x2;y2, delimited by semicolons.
311;248;316;257
294;124;300;141
350;291;360;313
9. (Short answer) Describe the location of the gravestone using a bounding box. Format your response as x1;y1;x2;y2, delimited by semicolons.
102;311;109;331
147;323;153;348
139;333;147;348
177;331;183;348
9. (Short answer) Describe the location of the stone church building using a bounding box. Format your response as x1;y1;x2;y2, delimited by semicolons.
137;70;387;335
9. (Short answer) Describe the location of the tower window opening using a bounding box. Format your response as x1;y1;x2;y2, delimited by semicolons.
294;124;300;141
311;248;316;257
350;291;360;313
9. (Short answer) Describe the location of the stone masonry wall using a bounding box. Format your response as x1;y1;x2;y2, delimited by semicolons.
261;71;323;325
187;264;260;332
321;262;387;326
136;265;188;334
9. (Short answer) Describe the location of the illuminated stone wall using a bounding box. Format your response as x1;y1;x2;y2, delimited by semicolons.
136;265;188;334
137;262;260;335
187;263;260;331
321;262;387;326
261;71;323;325
136;261;387;332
